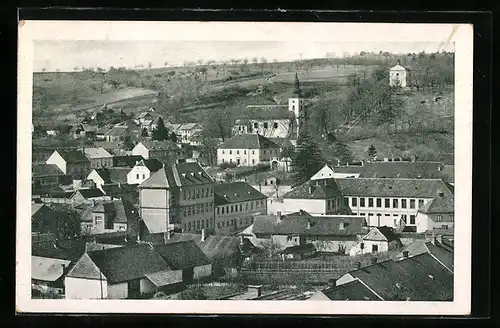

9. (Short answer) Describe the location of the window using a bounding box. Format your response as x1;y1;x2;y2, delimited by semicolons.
222;221;225;227
393;199;398;208
239;204;243;211
385;199;390;208
274;122;278;128
197;205;201;214
187;207;192;215
221;207;225;214
393;219;397;226
183;191;186;200
254;123;258;129
287;236;293;241
202;220;205;229
385;214;390;217
183;208;187;216
401;214;407;222
237;150;239;155
410;215;416;225
264;122;268;129
402;199;407;208
410;199;416;209
217;222;221;228
188;222;192;230
229;150;232;155
435;215;443;222
196;190;200;198
418;199;424;208
245;203;249;210
376;198;382;208
360;198;365;207
344;197;349;206
188;191;191;199
368;198;374;207
368;213;373;216
261;200;264;206
441;224;448;229
136;174;140;179
142;174;145;180
352;198;357;207
197;220;200;229
372;244;378;253
252;151;255;155
244;150;247;155
252;159;255;164
222;150;225;154
217;207;220;215
231;205;234;213
251;202;254;209
222;159;225;163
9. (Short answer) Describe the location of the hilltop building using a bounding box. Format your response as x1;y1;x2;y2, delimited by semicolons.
389;60;408;88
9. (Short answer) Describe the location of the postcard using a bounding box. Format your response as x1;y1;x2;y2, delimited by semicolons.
18;20;472;315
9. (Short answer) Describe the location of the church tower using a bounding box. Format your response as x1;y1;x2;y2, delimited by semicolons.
288;73;307;139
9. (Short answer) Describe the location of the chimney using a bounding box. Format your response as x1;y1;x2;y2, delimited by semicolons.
371;257;378;264
201;229;206;242
397;59;401;66
403;250;409;258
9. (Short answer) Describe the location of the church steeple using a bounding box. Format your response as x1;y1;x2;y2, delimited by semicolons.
293;72;302;97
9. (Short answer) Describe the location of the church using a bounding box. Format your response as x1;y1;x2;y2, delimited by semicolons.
389;60;408;88
232;73;308;144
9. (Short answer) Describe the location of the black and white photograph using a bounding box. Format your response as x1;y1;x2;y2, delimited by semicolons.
17;20;473;315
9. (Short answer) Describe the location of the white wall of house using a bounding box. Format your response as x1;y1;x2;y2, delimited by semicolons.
193;264;212;279
335;273;356;286
272;234;301;250
234;119;291;138
127;165;151;185
390;67;407;88
131;142;150;159
46;151;67;174
280;198;327;215
87;170;106;188
349;240;389;256
139;278;157;295
107;282;128;299
65;277;108;299
310;240;358;254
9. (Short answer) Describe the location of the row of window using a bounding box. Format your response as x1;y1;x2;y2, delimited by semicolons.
185;218;212;232
222;158;254;165
238;122;279;130
327;198;341;211
216;200;265;215
222;150;255;155
183;202;214;217
363;212;417;225
217;216;254;229
135;173;146;180
182;187;213;200
348;197;425;209
94;159;112;168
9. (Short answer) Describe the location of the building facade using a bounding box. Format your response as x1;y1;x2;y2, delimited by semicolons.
217;134;280;166
46;150;91;180
389;61;407;88
132;140;186;165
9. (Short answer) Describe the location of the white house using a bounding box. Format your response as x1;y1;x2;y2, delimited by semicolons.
46;150;91;180
348;226;402;256
310;163;362;180
83;147;114;169
65;244;181;299
79;198;140;235
127;159;164;185
389;61;407;88
131;140;185;165
217;134;280;166
176;123;203;145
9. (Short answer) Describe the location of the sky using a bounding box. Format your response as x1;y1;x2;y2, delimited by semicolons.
33;40;454;72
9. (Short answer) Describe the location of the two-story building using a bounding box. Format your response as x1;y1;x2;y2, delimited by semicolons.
127;158;164;185
32;164;65;191
84;147;114;169
232;105;295;139
415;191;454;233
176;123;203;145
213;182;268;235
217;134;280;166
334;177;454;232
138;162;215;235
46;150;91;180
132;140;186;166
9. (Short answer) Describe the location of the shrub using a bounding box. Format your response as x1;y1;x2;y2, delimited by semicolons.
220;162;238;170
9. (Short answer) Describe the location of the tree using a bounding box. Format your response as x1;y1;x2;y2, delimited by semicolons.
123;135;135;150
367;144;377;161
152;117;169;141
334;141;353;164
179;286;207;300
49;205;82;239
290;127;325;186
141;128;149;137
199;137;219;166
202;106;233;142
170;131;178;143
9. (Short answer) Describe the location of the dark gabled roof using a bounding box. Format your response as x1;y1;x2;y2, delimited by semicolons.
347;253;454;301
239;105;293;120
112;155;145;168
375;226;400;243
57;150;90;164
253;215;367;237
107;168;131;184
93;168;112;184
81;244;171;284
139;162;214;189
138;159;164;172
105;125;128;137
440;165;454;184
153;240;210;270
139;140;181;151
418;192;454;214
358;161;446;179
321;279;383;301
218;134;280;150
214;182;267;206
32;164;64;177
335;178;454;198
283;179;343;199
32;238;86;262
425;242;454;272
73;188;105;199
